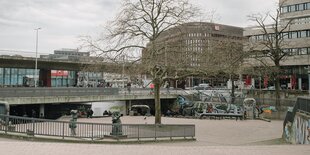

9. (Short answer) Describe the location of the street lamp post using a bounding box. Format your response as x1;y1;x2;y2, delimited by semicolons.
34;28;41;87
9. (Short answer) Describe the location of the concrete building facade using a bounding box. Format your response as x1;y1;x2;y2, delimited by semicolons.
143;22;244;87
244;0;310;90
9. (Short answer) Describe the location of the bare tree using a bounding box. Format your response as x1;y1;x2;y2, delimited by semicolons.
83;0;197;124
247;1;292;110
209;38;248;103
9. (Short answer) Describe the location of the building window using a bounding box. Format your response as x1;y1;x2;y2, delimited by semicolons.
300;48;308;55
295;4;299;11
282;6;288;13
290;5;295;12
300;30;307;37
282;32;289;39
299;3;305;11
281;2;310;13
291;31;298;38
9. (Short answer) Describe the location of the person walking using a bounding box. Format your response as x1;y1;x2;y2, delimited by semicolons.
164;81;170;94
31;109;36;118
90;109;93;118
149;83;154;94
127;82;131;94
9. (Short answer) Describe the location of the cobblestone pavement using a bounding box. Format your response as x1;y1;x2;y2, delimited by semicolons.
0;116;309;155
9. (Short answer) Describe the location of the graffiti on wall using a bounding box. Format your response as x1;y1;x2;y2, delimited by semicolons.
292;114;310;144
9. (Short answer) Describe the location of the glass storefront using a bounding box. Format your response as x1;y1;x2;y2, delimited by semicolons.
0;67;38;87
0;67;103;87
77;71;103;87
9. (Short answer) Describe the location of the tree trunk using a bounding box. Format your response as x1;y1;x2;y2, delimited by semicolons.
275;61;281;115
154;81;161;124
230;74;235;104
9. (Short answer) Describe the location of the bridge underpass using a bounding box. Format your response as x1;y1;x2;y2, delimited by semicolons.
0;87;179;119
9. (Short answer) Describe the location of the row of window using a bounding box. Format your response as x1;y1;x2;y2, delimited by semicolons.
187;32;243;40
283;47;310;56
250;29;310;42
250;47;310;58
0;68;78;87
0;68;38;75
281;2;310;13
291;17;310;25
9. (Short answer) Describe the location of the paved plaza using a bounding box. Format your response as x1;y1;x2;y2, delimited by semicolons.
0;116;309;155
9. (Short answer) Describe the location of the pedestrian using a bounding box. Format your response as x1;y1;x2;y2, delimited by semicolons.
86;108;90;118
150;83;154;94
90;109;93;118
127;82;131;94
103;110;108;116
166;109;171;117
31;109;36;118
164;81;170;93
40;113;44;118
243;110;247;120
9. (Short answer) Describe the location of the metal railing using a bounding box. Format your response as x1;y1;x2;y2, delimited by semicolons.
0;87;184;98
0;115;195;141
0;87;119;97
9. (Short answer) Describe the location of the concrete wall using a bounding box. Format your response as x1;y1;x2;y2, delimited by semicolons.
286;112;310;144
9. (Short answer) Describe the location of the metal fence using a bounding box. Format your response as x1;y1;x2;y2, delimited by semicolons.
0;115;195;141
0;87;183;98
0;87;119;97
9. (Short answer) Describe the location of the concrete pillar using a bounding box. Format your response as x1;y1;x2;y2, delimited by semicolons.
298;78;302;90
39;104;45;118
128;100;131;115
126;100;132;116
40;69;51;87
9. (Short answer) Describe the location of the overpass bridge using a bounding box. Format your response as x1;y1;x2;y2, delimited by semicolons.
0;55;111;71
0;87;180;105
0;87;184;118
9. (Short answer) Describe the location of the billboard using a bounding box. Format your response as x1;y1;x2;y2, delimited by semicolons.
51;70;68;77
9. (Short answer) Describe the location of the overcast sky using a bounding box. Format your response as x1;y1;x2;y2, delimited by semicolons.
0;0;278;56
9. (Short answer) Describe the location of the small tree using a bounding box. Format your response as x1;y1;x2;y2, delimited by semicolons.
247;1;292;110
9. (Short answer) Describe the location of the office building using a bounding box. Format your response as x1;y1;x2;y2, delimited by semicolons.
244;0;310;90
142;22;244;87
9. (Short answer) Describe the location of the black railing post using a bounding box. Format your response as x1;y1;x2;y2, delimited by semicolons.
155;124;157;141
91;124;94;141
183;126;186;139
193;125;195;139
170;125;172;141
5;115;8;134
32;118;35;136
137;125;140;141
62;122;65;139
